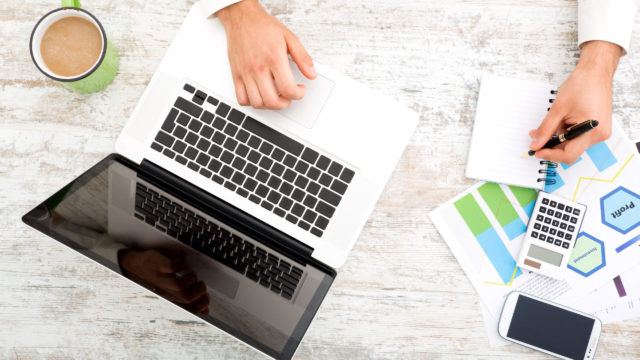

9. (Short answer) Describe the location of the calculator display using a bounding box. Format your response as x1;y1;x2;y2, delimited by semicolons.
527;244;563;266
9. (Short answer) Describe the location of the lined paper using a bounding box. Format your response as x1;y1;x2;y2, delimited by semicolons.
466;75;557;190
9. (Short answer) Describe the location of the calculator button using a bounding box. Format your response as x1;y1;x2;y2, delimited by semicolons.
547;237;554;244
534;223;541;230
532;231;539;238
537;215;544;221
554;239;562;246
557;231;565;238
557;204;565;211
573;208;581;215
542;198;549;205
550;228;557;236
562;242;570;249
566;206;573;213
562;214;570;221
550;200;557;207
554;212;562;219
540;234;547;241
539;206;547;214
542;225;549;232
544;217;552;224
552;220;560;227
570;217;578;224
547;210;555;217
568;225;575;232
565;233;572;240
560;223;568;230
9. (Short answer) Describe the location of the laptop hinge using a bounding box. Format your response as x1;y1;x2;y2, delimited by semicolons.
139;159;314;263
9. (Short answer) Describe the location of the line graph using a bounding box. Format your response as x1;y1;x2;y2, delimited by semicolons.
571;154;635;201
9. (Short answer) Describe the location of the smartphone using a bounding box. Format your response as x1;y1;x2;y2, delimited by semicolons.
498;292;601;360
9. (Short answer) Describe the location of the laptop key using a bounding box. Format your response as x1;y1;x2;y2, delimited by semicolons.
256;169;270;183
331;179;348;195
207;96;219;106
261;201;274;211
310;227;323;237
173;125;188;139
224;181;237;192
340;168;355;183
227;108;245;125
292;189;305;202
162;148;176;159
184;146;198;160
249;194;261;204
173;140;187;154
315;216;329;230
319;188;341;207
216;102;231;117
175;155;188;165
183;83;196;93
201;110;215;125
285;214;298;225
155;131;174;147
291;203;305;217
187;162;200;172
318;173;332;187
151;142;163;152
175;97;203;118
256;184;269;197
328;162;343;177
212;117;226;131
200;125;214;139
243;178;258;192
185;132;199;146
242;116;304;156
297;220;311;231
196;138;211;152
208;159;222;172
162;108;179;132
283;169;297;182
224;138;238;152
176;112;191;126
316;201;336;218
220;165;234;179
301;148;319;164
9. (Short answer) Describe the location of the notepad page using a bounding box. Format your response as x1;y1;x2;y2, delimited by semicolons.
466;75;557;189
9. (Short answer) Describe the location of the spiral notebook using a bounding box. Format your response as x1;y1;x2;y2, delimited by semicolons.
466;75;558;190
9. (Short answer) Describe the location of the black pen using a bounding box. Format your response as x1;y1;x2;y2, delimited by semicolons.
528;119;599;156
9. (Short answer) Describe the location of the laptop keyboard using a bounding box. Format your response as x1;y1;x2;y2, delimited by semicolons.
134;182;304;300
150;83;355;238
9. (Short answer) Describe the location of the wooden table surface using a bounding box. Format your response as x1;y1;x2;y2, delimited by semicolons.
1;0;639;358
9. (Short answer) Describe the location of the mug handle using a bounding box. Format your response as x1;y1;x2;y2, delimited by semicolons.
61;0;81;8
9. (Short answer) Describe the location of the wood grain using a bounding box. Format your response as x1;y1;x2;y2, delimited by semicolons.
1;0;639;358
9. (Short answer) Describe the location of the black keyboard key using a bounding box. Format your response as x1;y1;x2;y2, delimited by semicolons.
175;97;203;118
328;162;343;177
294;175;309;189
200;125;214;139
295;161;309;174
232;172;246;186
201;110;215;125
173;125;188;139
208;144;223;158
340;168;355;183
216;102;231;117
235;144;250;158
531;231;538;239
185;132;199;146
331;179;348;195
213;117;226;131
183;84;196;93
319;173;332;187
303;195;318;209
193;90;206;105
573;208;580;216
310;228;323;237
248;135;261;149
307;167;321;181
552;220;559;227
285;214;298;225
283;169;297;182
554;239;562;246
550;200;557;208
184;146;198;160
568;225;575;232
155;131;174;147
315;216;329;230
536;214;544;221
267;190;282;204
224;181;237;192
542;198;549;205
316;201;336;218
245;163;258;177
236;129;250;143
261;201;274;211
232;157;246;171
221;150;234;164
213;175;224;185
319;188;341;207
273;207;286;218
533;223;541;230
187;161;200;172
256;184;269;197
243;178;258;192
301;148;319;164
162;148;176;159
292;189;305;202
557;203;565;211
248;150;261;164
151;142;163;152
271;163;285;177
175;155;188;165
236;188;250;198
267;176;282;190
242;117;304;156
259;142;274;156
227;108;245;125
547;210;554;217
280;182;294;196
249;194;261;204
291;203;305;217
196;138;211;152
316;155;331;170
256;169;270;183
302;209;317;224
279;197;294;211
283;154;297;168
207;96;219;106
562;242;570;249
272;148;286;162
176;113;191;127
223;138;238;152
539;234;546;241
208;159;222;172
259;157;273;170
220;165;234;179
162;108;179;132
211;132;225;147
199;168;212;178
297;220;311;231
196;153;211;167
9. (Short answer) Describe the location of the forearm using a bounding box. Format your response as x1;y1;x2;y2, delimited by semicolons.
576;41;622;80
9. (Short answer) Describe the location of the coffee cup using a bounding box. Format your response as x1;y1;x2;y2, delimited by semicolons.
29;0;119;93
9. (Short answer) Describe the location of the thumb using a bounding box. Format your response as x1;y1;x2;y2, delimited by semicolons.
530;108;564;150
285;32;316;80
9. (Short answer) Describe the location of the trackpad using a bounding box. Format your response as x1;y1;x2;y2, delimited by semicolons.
191;255;240;299
277;62;335;129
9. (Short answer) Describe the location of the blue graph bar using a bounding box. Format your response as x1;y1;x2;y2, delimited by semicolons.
615;234;640;253
586;142;617;172
504;218;527;240
476;228;522;283
561;157;582;170
545;173;565;193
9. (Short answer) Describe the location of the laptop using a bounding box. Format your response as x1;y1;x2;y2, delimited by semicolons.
23;2;417;359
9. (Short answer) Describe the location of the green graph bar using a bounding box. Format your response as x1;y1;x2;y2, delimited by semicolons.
478;183;519;227
454;193;491;235
509;186;538;208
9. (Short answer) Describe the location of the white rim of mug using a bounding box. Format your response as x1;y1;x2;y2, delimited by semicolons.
29;7;108;83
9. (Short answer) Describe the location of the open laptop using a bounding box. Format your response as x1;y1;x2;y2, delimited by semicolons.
23;2;417;359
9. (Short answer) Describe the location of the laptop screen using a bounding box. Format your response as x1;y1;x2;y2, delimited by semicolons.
23;155;334;360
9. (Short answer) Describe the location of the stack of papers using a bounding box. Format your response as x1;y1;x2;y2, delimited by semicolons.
430;100;640;345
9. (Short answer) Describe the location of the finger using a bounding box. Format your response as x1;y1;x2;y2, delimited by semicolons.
256;72;291;109
285;31;316;80
535;137;589;164
174;280;208;304
272;57;305;100
530;107;565;150
187;292;211;314
244;77;264;109
234;77;249;106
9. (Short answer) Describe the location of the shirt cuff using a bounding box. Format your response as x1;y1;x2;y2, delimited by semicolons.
578;0;638;55
199;0;243;17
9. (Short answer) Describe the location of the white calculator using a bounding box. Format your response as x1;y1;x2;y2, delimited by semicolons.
517;192;587;278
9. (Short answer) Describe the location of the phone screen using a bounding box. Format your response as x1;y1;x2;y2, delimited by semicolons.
507;295;595;360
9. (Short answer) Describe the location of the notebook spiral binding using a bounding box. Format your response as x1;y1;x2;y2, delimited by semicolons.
537;90;560;185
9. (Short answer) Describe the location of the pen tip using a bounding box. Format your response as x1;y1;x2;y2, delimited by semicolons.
528;150;535;156
592;120;599;127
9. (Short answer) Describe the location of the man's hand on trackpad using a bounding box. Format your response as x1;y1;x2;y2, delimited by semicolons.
217;0;316;110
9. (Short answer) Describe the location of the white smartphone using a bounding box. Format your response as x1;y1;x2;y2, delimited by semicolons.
498;292;601;360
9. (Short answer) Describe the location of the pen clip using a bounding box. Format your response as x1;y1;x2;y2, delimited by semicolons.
566;123;581;132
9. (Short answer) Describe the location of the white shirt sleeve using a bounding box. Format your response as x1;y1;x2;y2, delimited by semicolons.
199;0;243;17
579;0;639;54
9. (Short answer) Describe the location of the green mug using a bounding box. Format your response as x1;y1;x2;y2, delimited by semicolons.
29;0;119;93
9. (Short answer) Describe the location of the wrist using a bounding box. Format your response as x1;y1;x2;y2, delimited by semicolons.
577;41;622;80
218;0;264;27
